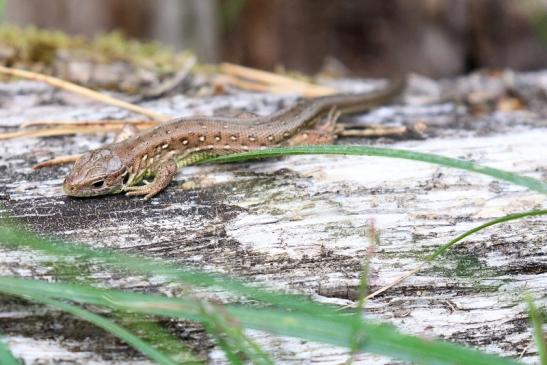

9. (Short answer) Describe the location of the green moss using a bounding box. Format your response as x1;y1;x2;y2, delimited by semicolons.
453;254;484;277
47;260;93;283
0;25;193;73
115;312;203;363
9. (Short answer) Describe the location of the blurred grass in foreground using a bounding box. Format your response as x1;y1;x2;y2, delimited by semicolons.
0;208;544;364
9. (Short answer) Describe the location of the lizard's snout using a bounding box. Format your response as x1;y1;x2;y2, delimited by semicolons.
63;172;91;197
62;177;78;195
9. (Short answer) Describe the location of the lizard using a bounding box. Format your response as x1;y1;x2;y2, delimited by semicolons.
63;76;405;199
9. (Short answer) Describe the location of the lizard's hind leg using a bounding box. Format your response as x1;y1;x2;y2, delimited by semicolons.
285;106;341;146
114;124;141;143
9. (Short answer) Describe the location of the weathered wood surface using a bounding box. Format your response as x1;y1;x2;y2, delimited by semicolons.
0;72;546;364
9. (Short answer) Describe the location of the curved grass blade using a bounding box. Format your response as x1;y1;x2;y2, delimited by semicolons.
202;145;547;194
42;252;202;364
0;222;335;318
427;210;547;260
0;336;21;365
0;277;520;365
366;210;547;299
0;273;269;365
209;333;243;365
16;295;181;365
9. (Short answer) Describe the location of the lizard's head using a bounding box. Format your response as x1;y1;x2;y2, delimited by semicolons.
63;148;129;197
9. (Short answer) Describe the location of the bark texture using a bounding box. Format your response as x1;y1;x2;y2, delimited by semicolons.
0;71;546;364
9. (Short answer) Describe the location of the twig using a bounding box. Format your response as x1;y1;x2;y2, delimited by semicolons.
336;265;422;310
214;74;273;93
0;65;170;121
267;83;335;97
365;266;423;300
218;74;335;97
337;126;408;138
33;154;81;169
519;341;533;359
25;122;156;167
0;125;144;140
220;62;336;96
21;119;156;128
221;62;326;88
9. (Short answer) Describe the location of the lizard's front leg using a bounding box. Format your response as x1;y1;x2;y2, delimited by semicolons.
125;159;177;200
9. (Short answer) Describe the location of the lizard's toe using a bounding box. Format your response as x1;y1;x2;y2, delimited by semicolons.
125;186;149;197
125;184;163;199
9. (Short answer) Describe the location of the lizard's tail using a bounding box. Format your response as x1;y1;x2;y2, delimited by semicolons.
313;74;406;115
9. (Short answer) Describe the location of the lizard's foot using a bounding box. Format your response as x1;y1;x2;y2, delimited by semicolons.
114;124;140;143
125;184;161;200
125;159;177;200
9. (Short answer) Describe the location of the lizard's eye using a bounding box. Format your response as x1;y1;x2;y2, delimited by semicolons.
92;180;105;188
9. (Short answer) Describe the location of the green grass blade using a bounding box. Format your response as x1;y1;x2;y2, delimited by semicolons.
199;301;274;365
0;0;6;22
230;307;519;365
0;277;520;365
367;210;547;299
0;336;21;365
426;210;547;262
0;273;269;365
6;293;181;365
40;250;202;364
526;296;547;365
199;301;273;365
39;241;202;364
208;332;243;365
201;145;547;194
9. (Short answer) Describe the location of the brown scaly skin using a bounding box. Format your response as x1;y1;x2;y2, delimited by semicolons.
63;76;405;199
